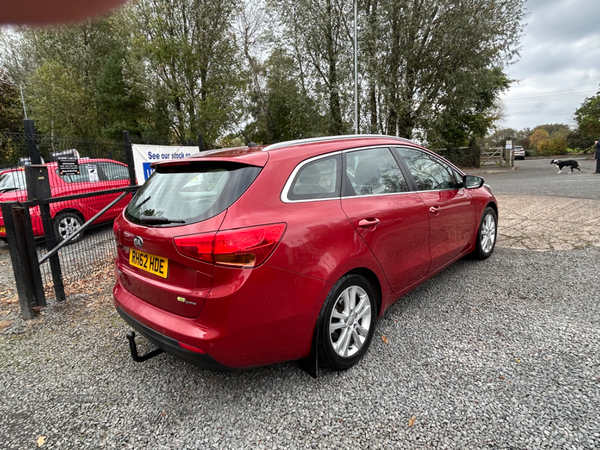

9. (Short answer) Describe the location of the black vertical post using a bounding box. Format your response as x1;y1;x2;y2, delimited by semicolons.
22;205;48;305
1;203;45;319
25;165;62;302
39;204;65;302
198;134;204;152
123;131;136;186
23;119;42;165
1;203;33;319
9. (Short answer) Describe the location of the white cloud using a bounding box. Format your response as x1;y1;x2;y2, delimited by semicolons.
500;0;600;130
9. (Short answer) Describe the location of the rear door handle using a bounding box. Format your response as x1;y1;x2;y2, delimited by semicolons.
429;206;441;214
358;218;381;227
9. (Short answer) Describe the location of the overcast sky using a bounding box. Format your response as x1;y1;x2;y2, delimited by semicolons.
500;0;600;131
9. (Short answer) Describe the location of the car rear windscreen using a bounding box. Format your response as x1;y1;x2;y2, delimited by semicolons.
125;162;261;226
0;171;26;192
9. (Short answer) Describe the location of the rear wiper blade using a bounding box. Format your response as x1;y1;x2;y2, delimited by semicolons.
0;187;19;193
136;196;151;209
139;215;185;224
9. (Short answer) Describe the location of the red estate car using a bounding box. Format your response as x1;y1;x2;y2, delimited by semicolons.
0;159;131;242
113;135;498;372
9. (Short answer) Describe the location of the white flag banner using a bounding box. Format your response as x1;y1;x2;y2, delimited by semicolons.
131;144;201;183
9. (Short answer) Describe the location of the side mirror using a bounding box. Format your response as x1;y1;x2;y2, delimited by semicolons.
463;175;484;189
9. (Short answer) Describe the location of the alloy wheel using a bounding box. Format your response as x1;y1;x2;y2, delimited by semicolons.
328;285;372;358
480;213;496;254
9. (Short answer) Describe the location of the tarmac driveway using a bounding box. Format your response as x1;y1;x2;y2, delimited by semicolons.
470;157;600;250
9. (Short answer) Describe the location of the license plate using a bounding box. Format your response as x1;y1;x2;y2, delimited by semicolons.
129;249;168;278
0;226;5;234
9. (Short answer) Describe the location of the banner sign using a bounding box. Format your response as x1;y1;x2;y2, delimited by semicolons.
131;144;201;183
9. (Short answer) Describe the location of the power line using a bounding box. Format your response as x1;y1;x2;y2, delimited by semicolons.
502;87;598;101
506;108;575;117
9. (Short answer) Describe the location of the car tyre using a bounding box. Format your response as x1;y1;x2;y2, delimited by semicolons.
474;206;497;260
53;211;84;244
318;274;377;370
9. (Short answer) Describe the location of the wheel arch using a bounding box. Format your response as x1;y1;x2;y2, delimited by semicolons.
51;207;85;222
300;265;384;378
346;267;382;317
486;201;498;218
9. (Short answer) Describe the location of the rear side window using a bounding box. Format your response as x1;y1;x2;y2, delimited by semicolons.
125;163;261;226
97;162;130;181
287;155;340;201
56;163;103;183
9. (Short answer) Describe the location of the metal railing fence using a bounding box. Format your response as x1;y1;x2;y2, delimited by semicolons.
1;121;139;318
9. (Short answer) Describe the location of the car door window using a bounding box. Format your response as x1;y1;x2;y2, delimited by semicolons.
288;155;340;200
97;162;129;181
395;147;462;191
345;147;408;196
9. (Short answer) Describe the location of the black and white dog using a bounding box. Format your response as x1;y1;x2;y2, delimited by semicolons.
550;159;580;173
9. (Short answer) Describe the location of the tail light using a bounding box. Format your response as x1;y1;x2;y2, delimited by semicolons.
174;223;286;268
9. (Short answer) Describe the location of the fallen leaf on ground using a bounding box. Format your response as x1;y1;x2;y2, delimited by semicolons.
37;436;46;447
0;320;12;330
408;416;416;427
382;335;389;345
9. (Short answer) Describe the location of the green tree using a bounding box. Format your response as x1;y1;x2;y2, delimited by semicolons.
268;0;354;136
567;129;594;152
94;50;147;139
247;49;327;143
363;0;524;143
482;127;517;148
433;68;511;148
526;124;570;155
574;90;600;141
535;123;570;138
132;0;245;147
28;61;97;137
0;73;24;133
13;15;135;137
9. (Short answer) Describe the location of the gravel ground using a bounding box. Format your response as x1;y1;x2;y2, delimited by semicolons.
1;246;599;449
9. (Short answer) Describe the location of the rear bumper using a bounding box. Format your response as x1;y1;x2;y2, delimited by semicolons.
113;264;331;369
116;304;234;372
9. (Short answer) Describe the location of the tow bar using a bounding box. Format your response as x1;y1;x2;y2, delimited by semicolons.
126;331;164;362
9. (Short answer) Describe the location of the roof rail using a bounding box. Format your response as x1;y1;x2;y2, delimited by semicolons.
262;134;416;151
